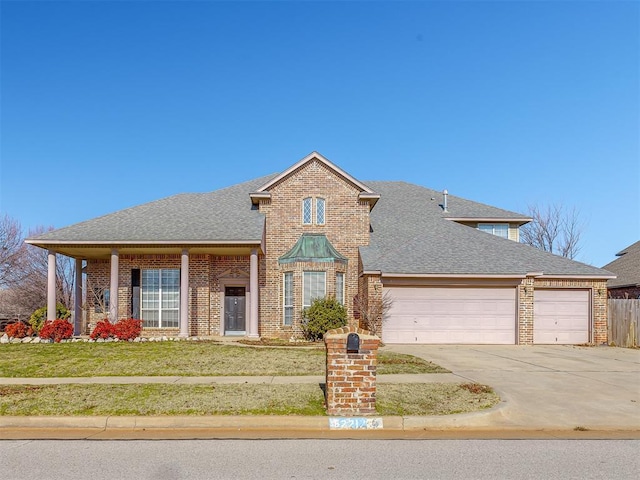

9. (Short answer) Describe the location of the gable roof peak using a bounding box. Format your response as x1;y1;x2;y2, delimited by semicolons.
250;151;380;207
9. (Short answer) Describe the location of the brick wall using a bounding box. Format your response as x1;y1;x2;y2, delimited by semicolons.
324;325;379;416
258;159;371;339
85;254;250;337
608;286;640;299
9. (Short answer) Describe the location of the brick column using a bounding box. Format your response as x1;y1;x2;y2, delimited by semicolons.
324;325;380;416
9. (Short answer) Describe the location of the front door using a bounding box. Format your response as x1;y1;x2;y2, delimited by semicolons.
224;286;246;334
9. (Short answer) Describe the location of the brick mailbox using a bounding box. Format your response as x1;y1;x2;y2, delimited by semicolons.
324;325;380;416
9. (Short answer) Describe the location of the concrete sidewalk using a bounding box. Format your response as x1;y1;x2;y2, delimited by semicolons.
0;373;460;385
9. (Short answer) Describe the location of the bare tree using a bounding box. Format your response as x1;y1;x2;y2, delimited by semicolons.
353;291;393;336
520;204;584;259
0;214;28;288
0;216;75;317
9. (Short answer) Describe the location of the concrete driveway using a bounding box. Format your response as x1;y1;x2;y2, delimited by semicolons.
384;344;640;430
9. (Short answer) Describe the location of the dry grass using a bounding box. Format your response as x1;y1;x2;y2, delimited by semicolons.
376;383;499;415
0;342;445;377
0;382;498;416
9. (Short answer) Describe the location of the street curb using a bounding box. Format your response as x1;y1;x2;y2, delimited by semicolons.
2;416;640;440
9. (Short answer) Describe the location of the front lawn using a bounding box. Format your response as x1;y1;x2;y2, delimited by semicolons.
0;342;447;377
0;383;498;416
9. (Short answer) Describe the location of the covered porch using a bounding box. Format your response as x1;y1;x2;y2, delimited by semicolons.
25;241;263;339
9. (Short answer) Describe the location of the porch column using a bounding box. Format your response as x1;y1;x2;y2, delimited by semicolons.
74;258;83;335
179;249;189;338
47;250;56;321
109;249;119;323
248;248;259;339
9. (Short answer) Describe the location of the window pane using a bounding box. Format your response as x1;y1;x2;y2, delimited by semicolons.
142;310;159;328
303;271;326;307
335;273;344;305
283;272;293;326
495;224;509;238
142;268;180;328
316;198;325;225
302;198;312;224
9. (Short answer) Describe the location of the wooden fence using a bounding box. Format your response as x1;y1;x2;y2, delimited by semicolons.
608;299;640;348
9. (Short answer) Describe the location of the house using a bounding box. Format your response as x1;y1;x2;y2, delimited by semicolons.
26;152;614;345
603;241;640;298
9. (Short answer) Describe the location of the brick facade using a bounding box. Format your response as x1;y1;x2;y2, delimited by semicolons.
257;159;371;339
608;286;640;299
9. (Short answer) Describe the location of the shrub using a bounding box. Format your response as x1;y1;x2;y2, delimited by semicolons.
90;318;142;341
5;321;31;339
301;297;347;341
113;318;143;341
39;319;74;343
90;319;114;339
30;303;71;334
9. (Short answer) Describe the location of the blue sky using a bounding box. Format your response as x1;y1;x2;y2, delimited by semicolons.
1;0;638;268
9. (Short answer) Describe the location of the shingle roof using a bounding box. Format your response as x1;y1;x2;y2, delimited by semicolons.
29;174;276;243
28;171;613;278
360;181;612;277
603;241;640;288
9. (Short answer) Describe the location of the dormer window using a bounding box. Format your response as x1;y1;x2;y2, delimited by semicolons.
302;197;326;225
478;223;509;239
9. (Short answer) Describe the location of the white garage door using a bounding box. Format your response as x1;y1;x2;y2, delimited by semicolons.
382;287;516;344
534;289;590;344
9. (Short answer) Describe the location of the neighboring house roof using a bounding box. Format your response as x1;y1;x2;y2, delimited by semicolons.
360;181;612;278
27;175;276;245
278;233;348;264
603;241;640;288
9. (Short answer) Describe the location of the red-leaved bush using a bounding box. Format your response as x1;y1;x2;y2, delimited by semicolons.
90;319;114;339
113;318;143;341
5;321;31;339
39;319;74;343
90;318;142;341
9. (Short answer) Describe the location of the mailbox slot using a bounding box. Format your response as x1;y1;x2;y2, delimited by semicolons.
346;333;360;353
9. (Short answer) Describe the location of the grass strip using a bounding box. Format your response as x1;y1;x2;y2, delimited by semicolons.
0;383;496;416
0;343;447;377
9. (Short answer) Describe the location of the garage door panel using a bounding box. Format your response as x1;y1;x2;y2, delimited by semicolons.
383;287;516;344
534;290;590;344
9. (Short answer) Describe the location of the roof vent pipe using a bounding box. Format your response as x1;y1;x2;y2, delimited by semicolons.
443;189;448;212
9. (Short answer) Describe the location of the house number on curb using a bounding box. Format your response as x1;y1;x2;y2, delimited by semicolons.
328;417;384;430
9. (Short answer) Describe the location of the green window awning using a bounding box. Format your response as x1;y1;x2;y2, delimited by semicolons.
278;233;348;264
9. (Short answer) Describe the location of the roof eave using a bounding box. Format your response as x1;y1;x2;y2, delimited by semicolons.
445;217;532;224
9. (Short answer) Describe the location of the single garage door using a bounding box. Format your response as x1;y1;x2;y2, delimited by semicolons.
382;287;516;344
534;289;590;344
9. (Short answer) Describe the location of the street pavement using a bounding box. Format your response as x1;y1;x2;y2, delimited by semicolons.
0;344;638;439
